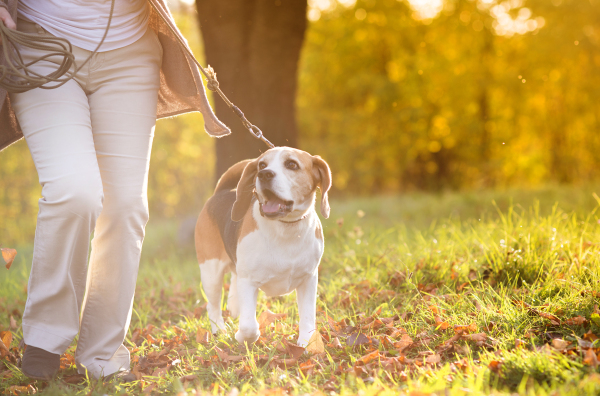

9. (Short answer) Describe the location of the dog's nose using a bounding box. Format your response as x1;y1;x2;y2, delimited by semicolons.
258;169;275;181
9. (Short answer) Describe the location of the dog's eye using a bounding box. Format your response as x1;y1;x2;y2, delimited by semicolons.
258;162;267;170
285;160;299;170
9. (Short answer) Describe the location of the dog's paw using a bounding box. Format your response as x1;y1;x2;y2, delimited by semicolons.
235;326;260;344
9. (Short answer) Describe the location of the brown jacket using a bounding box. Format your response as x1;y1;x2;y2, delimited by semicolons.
0;0;230;152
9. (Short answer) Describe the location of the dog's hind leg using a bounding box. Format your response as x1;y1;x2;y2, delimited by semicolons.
200;259;228;333
227;271;240;319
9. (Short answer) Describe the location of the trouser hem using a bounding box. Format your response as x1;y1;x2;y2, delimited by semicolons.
23;324;73;355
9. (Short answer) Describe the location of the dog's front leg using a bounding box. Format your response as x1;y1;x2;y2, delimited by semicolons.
296;273;318;347
234;277;260;344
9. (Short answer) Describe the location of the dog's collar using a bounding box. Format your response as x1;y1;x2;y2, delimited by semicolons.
253;190;309;224
278;213;309;224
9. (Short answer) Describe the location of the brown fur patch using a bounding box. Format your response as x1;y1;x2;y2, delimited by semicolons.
315;223;323;240
239;205;258;240
195;207;228;263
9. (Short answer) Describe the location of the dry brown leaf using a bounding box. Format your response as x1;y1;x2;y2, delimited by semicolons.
194;303;207;319
583;348;599;368
462;333;487;343
330;337;343;349
179;374;196;382
551;339;571;351
488;360;503;373
196;327;211;344
6;385;36;395
306;330;325;354
357;350;380;365
395;334;413;352
62;374;86;384
258;309;286;330
285;341;305;359
347;333;374;347
425;353;441;364
453;323;477;334
9;316;17;330
515;338;526;348
0;339;9;357
434;316;449;330
1;331;12;352
214;346;229;361
1;248;17;270
468;269;477;281
565;316;587;326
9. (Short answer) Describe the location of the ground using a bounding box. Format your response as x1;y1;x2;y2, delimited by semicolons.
1;185;600;395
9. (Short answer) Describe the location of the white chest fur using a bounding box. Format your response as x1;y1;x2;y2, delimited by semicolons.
236;202;324;297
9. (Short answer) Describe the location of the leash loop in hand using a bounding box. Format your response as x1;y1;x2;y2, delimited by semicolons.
0;0;114;94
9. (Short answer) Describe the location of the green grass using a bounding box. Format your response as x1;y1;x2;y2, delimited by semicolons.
1;185;600;395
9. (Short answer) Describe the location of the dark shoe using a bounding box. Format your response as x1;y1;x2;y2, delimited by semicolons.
21;345;60;381
104;370;137;383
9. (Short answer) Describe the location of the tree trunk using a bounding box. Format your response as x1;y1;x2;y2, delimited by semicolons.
196;0;308;179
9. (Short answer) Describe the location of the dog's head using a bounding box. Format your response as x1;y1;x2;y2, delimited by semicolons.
231;147;332;221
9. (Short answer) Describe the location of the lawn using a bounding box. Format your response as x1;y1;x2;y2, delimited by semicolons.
1;185;600;395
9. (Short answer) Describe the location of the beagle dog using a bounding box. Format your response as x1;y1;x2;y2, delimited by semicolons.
195;147;331;346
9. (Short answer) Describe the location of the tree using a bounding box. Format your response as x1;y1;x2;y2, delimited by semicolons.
196;0;308;179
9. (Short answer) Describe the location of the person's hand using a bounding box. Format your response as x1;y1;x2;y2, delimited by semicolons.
0;7;17;45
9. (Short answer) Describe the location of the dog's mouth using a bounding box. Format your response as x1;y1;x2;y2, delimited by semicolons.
259;189;293;218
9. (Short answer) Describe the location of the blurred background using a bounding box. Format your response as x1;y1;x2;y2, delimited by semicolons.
1;0;599;245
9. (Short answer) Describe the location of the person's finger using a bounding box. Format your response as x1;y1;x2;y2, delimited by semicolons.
0;8;17;30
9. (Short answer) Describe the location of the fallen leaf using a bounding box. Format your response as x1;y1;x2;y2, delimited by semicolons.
9;316;17;330
258;310;286;330
583;348;599;368
62;374;86;384
306;330;325;354
454;323;477;334
196;327;211;344
434;316;449;331
0;338;10;357
565;316;587;326
551;339;571;351
357;350;380;365
6;385;35;394
488;360;503;373
462;333;487;343
468;269;477;281
515;339;526;348
425;353;441;364
194;303;207;319
285;341;305;359
180;374;196;382
347;333;376;348
1;248;17;270
329;337;343;348
0;331;12;352
394;334;413;352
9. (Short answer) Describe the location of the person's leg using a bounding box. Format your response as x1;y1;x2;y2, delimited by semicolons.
8;23;102;379
74;27;162;378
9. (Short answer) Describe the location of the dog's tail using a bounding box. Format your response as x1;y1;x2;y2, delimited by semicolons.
214;159;254;193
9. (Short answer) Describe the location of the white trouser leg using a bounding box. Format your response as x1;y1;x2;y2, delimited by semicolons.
12;79;103;355
10;21;162;379
74;28;162;378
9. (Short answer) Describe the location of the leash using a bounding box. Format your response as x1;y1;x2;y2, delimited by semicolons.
0;0;115;93
0;0;275;149
146;1;275;150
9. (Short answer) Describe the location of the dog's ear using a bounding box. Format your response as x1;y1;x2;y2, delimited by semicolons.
312;156;332;219
232;158;259;221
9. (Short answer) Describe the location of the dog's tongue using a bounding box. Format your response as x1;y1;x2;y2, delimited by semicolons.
262;198;285;214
